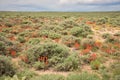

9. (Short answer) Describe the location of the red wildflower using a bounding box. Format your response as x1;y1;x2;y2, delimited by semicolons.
74;42;80;49
89;53;97;61
11;50;16;57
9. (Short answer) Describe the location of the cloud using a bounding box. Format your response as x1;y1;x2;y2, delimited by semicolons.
0;0;59;11
59;0;120;5
0;0;120;11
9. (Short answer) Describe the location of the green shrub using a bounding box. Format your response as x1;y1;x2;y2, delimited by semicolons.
0;75;9;80
0;36;14;56
49;33;61;39
0;36;13;46
100;69;111;80
96;17;108;25
26;42;69;66
21;20;32;25
2;28;12;33
102;33;111;39
87;35;93;39
30;74;65;80
80;55;90;64
4;75;26;80
114;32;120;37
38;30;49;37
33;62;46;70
114;75;120;80
0;41;6;55
5;22;13;27
0;32;6;36
109;18;120;27
16;69;36;79
0;56;16;77
105;36;120;44
61;30;69;35
61;20;78;29
111;62;120;77
18;60;30;68
70;25;92;37
17;36;26;43
55;53;81;71
18;31;30;37
101;62;120;80
67;72;100;80
90;59;101;70
62;35;76;47
49;56;63;67
53;26;64;33
32;23;42;29
81;38;98;51
27;38;40;45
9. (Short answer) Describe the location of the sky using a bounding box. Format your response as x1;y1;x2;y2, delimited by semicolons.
0;0;120;11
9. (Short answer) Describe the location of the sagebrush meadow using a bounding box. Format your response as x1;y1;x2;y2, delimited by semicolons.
0;12;120;80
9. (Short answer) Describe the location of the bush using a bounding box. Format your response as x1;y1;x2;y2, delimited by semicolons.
101;62;120;80
62;35;76;47
26;42;69;66
26;38;40;45
55;53;81;71
0;41;6;55
80;55;90;64
33;61;46;70
17;36;26;43
61;20;79;29
5;22;13;27
2;28;12;33
16;69;36;79
0;36;15;56
90;59;101;70
102;33;111;39
30;74;65;80
0;75;9;80
113;51;120;57
49;56;63;67
114;75;120;80
0;56;16;77
70;25;92;38
99;69;111;80
96;17;108;25
49;33;61;39
18;31;30;37
4;75;26;80
109;18;120;27
66;72;100;80
53;26;64;33
21;20;32;25
105;36;120;44
111;62;120;77
114;32;120;37
81;38;98;51
0;32;6;36
38;30;49;37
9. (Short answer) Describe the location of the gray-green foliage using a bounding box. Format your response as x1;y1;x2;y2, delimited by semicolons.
67;72;100;80
0;36;13;55
33;61;45;70
16;69;36;79
70;25;92;37
55;53;81;71
4;75;26;80
0;56;16;77
30;74;65;80
26;38;40;45
26;42;69;66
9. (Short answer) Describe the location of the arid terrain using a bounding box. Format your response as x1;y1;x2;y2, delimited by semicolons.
0;12;120;80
